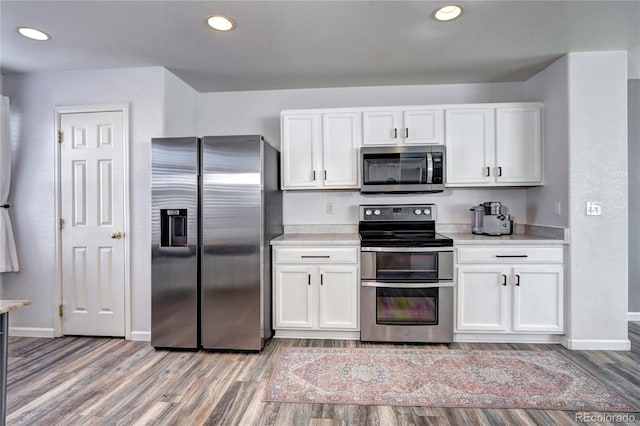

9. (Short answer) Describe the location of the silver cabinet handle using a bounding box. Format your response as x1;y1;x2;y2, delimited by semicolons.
497;166;502;177
405;128;409;138
485;167;490;177
502;274;507;286
324;170;327;180
394;128;398;139
312;170;316;181
495;255;528;258
515;274;520;286
308;274;311;286
320;274;324;285
301;255;331;258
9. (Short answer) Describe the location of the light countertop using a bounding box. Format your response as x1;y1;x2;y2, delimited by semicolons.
443;233;566;245
0;300;32;315
271;233;360;246
271;231;565;246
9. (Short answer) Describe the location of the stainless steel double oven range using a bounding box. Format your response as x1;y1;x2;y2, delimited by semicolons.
359;204;454;343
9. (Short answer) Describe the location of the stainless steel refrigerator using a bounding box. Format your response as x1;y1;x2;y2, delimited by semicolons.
151;135;282;350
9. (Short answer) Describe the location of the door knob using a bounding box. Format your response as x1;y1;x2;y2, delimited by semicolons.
110;231;123;239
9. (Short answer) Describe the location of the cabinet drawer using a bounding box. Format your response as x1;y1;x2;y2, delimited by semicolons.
275;247;358;264
456;246;563;264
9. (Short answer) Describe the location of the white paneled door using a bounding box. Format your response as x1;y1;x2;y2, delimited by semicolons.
60;111;126;337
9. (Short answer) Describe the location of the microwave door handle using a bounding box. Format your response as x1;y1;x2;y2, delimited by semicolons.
426;153;434;184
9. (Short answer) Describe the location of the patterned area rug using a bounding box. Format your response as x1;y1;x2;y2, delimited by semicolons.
264;348;639;412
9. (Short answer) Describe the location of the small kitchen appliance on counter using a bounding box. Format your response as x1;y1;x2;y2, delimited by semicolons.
470;201;513;236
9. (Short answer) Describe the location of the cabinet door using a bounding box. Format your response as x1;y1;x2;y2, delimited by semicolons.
496;106;542;184
322;112;360;188
363;110;402;145
274;266;314;328
403;109;444;145
281;113;322;189
512;265;564;333
456;265;509;332
318;266;359;330
445;108;495;185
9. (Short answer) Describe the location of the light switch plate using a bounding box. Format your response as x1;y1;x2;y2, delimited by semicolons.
586;201;602;216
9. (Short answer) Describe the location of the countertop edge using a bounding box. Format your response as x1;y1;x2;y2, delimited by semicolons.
270;233;361;246
443;233;566;245
0;300;32;315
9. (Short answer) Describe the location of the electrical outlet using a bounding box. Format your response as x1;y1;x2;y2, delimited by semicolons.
586;201;602;216
326;202;334;215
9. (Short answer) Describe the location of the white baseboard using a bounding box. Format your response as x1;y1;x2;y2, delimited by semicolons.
628;312;640;322
130;331;151;342
274;329;360;340
454;333;562;344
561;337;631;351
9;327;55;338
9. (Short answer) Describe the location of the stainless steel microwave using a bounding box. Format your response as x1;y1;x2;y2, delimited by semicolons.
360;145;445;193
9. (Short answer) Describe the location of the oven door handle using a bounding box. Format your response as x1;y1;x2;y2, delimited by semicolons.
361;280;454;288
361;247;453;252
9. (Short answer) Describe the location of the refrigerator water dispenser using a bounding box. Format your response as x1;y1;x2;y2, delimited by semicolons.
160;209;187;247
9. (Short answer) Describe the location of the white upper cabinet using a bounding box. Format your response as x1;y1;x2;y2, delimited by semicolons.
403;109;444;144
362;110;402;145
445;107;495;185
322;112;360;187
446;103;543;187
363;108;444;145
281;113;322;188
281;111;359;190
495;105;542;184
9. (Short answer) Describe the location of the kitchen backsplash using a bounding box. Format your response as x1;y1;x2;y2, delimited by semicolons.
282;188;529;225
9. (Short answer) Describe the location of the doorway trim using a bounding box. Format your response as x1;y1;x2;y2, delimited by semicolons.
53;103;131;339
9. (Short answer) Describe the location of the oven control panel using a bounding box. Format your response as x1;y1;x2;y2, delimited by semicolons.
359;204;437;221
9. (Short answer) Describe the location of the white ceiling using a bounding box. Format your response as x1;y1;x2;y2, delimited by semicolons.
1;1;639;92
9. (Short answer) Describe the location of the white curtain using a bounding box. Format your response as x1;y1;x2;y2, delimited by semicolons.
0;96;19;272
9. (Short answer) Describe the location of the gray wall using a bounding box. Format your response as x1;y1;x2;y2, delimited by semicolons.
2;67;165;336
629;79;640;313
566;51;629;346
524;56;569;227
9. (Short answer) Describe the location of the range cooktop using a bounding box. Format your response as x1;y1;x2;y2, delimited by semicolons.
358;204;453;248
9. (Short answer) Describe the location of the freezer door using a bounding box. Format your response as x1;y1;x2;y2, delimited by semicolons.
201;136;263;350
151;137;199;348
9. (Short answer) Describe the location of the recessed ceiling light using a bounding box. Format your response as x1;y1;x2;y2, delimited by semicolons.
17;26;51;41
207;15;236;32
432;5;463;22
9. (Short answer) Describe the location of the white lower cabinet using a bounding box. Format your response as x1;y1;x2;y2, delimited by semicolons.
273;246;359;336
274;266;314;328
456;246;564;335
511;265;564;332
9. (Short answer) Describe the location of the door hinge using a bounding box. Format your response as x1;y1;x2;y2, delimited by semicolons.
58;218;65;230
58;304;64;317
57;130;63;143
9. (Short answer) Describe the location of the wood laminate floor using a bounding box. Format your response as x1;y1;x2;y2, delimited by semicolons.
6;323;640;426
